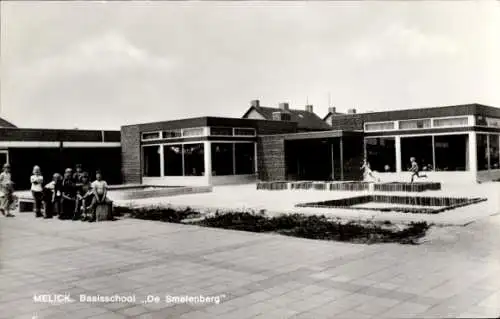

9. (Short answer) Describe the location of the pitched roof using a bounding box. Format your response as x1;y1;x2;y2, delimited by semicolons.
0;117;16;128
322;110;345;121
242;106;331;131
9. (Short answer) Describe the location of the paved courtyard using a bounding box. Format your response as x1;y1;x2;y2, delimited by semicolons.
1;210;500;318
111;182;500;226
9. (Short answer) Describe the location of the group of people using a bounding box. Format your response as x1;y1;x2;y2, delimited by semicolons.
0;163;111;221
361;157;428;183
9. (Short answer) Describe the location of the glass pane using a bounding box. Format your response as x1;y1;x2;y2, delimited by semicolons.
489;135;499;169
211;143;234;175
433;117;468;127
182;128;204;137
164;144;183;176
435;135;468;171
401;136;433;171
365;122;394;131
476;134;488;171
163;130;181;138
143;146;161;177
486;118;500;128
234;128;255;136
365;138;396;172
210;127;233;136
235;143;255;174
399;119;431;129
183;143;205;176
142;132;161;140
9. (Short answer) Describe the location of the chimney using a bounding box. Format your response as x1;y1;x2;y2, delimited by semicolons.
328;107;336;114
250;99;260;108
347;108;357;114
305;104;313;113
279;102;289;111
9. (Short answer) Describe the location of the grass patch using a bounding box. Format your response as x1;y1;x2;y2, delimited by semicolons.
114;205;201;223
198;212;430;245
118;205;430;245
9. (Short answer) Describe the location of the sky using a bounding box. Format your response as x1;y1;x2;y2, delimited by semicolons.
1;1;499;130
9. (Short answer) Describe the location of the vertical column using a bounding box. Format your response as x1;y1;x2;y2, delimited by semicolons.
254;142;258;176
469;132;478;179
431;135;436;170
395;136;402;172
330;142;335;180
159;145;165;177
204;141;212;185
340;138;344;181
232;143;236;175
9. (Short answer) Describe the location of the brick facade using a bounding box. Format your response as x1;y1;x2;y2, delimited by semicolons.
120;125;142;184
257;135;287;181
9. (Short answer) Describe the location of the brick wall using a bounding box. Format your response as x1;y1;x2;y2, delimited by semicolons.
257;135;287;181
121;125;142;184
342;135;364;181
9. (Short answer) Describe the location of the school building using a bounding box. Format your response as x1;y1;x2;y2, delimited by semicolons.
2;101;499;189
0;118;122;190
120;101;500;186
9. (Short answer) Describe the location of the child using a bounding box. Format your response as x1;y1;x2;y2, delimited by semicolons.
30;165;44;218
61;168;77;220
0;163;15;217
90;171;112;222
76;172;93;221
361;159;380;182
73;164;84;184
44;173;62;218
409;157;428;183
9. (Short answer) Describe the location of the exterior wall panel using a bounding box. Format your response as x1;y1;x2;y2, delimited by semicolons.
121;125;142;184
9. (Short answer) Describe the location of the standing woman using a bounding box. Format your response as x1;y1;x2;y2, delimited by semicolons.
30;165;44;218
0;163;15;217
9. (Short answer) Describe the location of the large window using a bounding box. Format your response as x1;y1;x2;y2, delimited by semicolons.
365;122;395;132
486;118;500;128
163;129;181;139
489;135;500;169
365;138;396;172
477;134;488;171
435;135;468;171
401;136;433;171
163;144;183;176
433;117;468;127
143;146;161;177
182;128;204;137
399;119;431;130
211;143;234;176
235;143;255;174
183;144;205;176
234;128;256;136
142;132;161;141
211;127;233;136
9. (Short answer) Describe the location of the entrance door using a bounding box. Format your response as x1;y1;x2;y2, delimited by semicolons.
0;150;8;167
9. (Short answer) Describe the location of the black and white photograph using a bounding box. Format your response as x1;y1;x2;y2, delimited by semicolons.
1;1;500;318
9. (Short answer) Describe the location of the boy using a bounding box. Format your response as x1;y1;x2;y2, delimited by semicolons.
90;171;112;222
61;168;77;220
409;157;428;183
43;173;62;218
76;172;93;221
